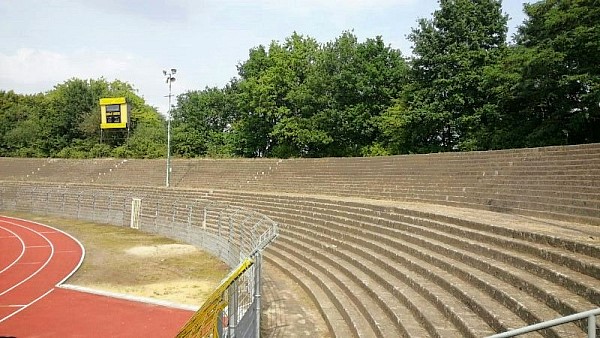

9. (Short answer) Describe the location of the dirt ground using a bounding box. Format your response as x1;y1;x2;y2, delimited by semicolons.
4;212;229;307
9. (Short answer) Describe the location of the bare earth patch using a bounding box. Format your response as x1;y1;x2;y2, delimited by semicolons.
125;244;200;258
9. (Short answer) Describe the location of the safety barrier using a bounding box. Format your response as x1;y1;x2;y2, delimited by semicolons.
488;308;600;338
0;182;278;337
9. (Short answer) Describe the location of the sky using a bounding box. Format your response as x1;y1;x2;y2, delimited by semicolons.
0;0;533;115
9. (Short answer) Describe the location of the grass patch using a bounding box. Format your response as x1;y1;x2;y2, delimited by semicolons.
3;212;229;306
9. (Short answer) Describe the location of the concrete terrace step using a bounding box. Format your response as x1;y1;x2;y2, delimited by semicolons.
245;206;592;336
278;216;486;337
269;196;600;300
278;220;459;337
207;193;599;298
207;189;600;248
271;156;600;172
216;185;600;225
261;207;538;337
275;236;394;337
205;193;592;336
265;248;357;337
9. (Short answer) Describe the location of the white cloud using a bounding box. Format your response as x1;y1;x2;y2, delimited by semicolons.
0;48;185;116
216;0;414;11
0;48;129;86
85;0;190;23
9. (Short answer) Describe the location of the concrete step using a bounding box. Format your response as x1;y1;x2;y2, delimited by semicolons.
267;243;362;337
264;251;354;337
267;207;582;337
209;191;593;334
276;235;399;337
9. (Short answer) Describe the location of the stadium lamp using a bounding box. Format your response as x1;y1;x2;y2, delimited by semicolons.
164;68;177;187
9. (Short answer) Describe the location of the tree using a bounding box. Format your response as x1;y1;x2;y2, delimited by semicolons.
0;78;165;158
510;0;600;145
315;32;408;156
0;91;50;157
232;33;323;157
393;0;508;153
229;31;407;157
172;85;237;157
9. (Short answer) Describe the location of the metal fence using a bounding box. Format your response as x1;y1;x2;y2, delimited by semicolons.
487;308;599;338
0;182;278;338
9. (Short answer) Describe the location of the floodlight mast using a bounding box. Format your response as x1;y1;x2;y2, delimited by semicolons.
164;68;177;187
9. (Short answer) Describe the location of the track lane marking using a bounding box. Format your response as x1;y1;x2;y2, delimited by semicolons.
0;216;85;324
1;305;26;308
0;224;26;275
0;289;54;324
0;220;55;298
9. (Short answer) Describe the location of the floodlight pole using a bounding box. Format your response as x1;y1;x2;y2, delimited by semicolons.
164;69;177;187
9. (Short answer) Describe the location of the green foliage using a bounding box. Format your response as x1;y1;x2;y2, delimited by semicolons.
360;143;390;157
399;0;508;153
171;85;236;157
0;91;49;156
0;79;165;158
3;1;599;159
313;33;408;156
511;0;600;145
208;31;408;158
113;122;166;158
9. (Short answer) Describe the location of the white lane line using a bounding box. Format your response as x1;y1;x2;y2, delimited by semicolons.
0;224;26;275
1;216;86;287
0;220;55;298
0;216;85;324
0;288;54;324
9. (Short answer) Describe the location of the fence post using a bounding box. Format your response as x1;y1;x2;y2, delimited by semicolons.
92;193;97;221
44;191;49;215
77;192;82;219
254;252;262;338
589;313;596;338
30;186;35;212
228;280;238;337
130;198;142;230
188;204;192;230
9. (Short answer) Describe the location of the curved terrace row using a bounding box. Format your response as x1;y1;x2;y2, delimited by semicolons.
1;143;599;337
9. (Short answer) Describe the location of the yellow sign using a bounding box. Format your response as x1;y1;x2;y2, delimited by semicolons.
100;97;129;129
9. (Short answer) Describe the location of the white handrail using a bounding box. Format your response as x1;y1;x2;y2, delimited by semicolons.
487;308;600;338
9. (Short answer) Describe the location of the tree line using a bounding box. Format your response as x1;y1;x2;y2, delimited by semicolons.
0;79;165;158
1;0;598;158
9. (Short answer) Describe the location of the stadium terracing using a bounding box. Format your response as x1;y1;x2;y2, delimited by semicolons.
1;143;599;337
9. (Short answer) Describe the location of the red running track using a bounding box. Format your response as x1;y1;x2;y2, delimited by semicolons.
0;215;194;337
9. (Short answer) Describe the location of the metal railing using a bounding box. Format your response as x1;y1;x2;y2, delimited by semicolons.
0;181;278;337
488;308;600;338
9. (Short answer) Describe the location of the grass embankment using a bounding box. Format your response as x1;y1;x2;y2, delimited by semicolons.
4;212;229;306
